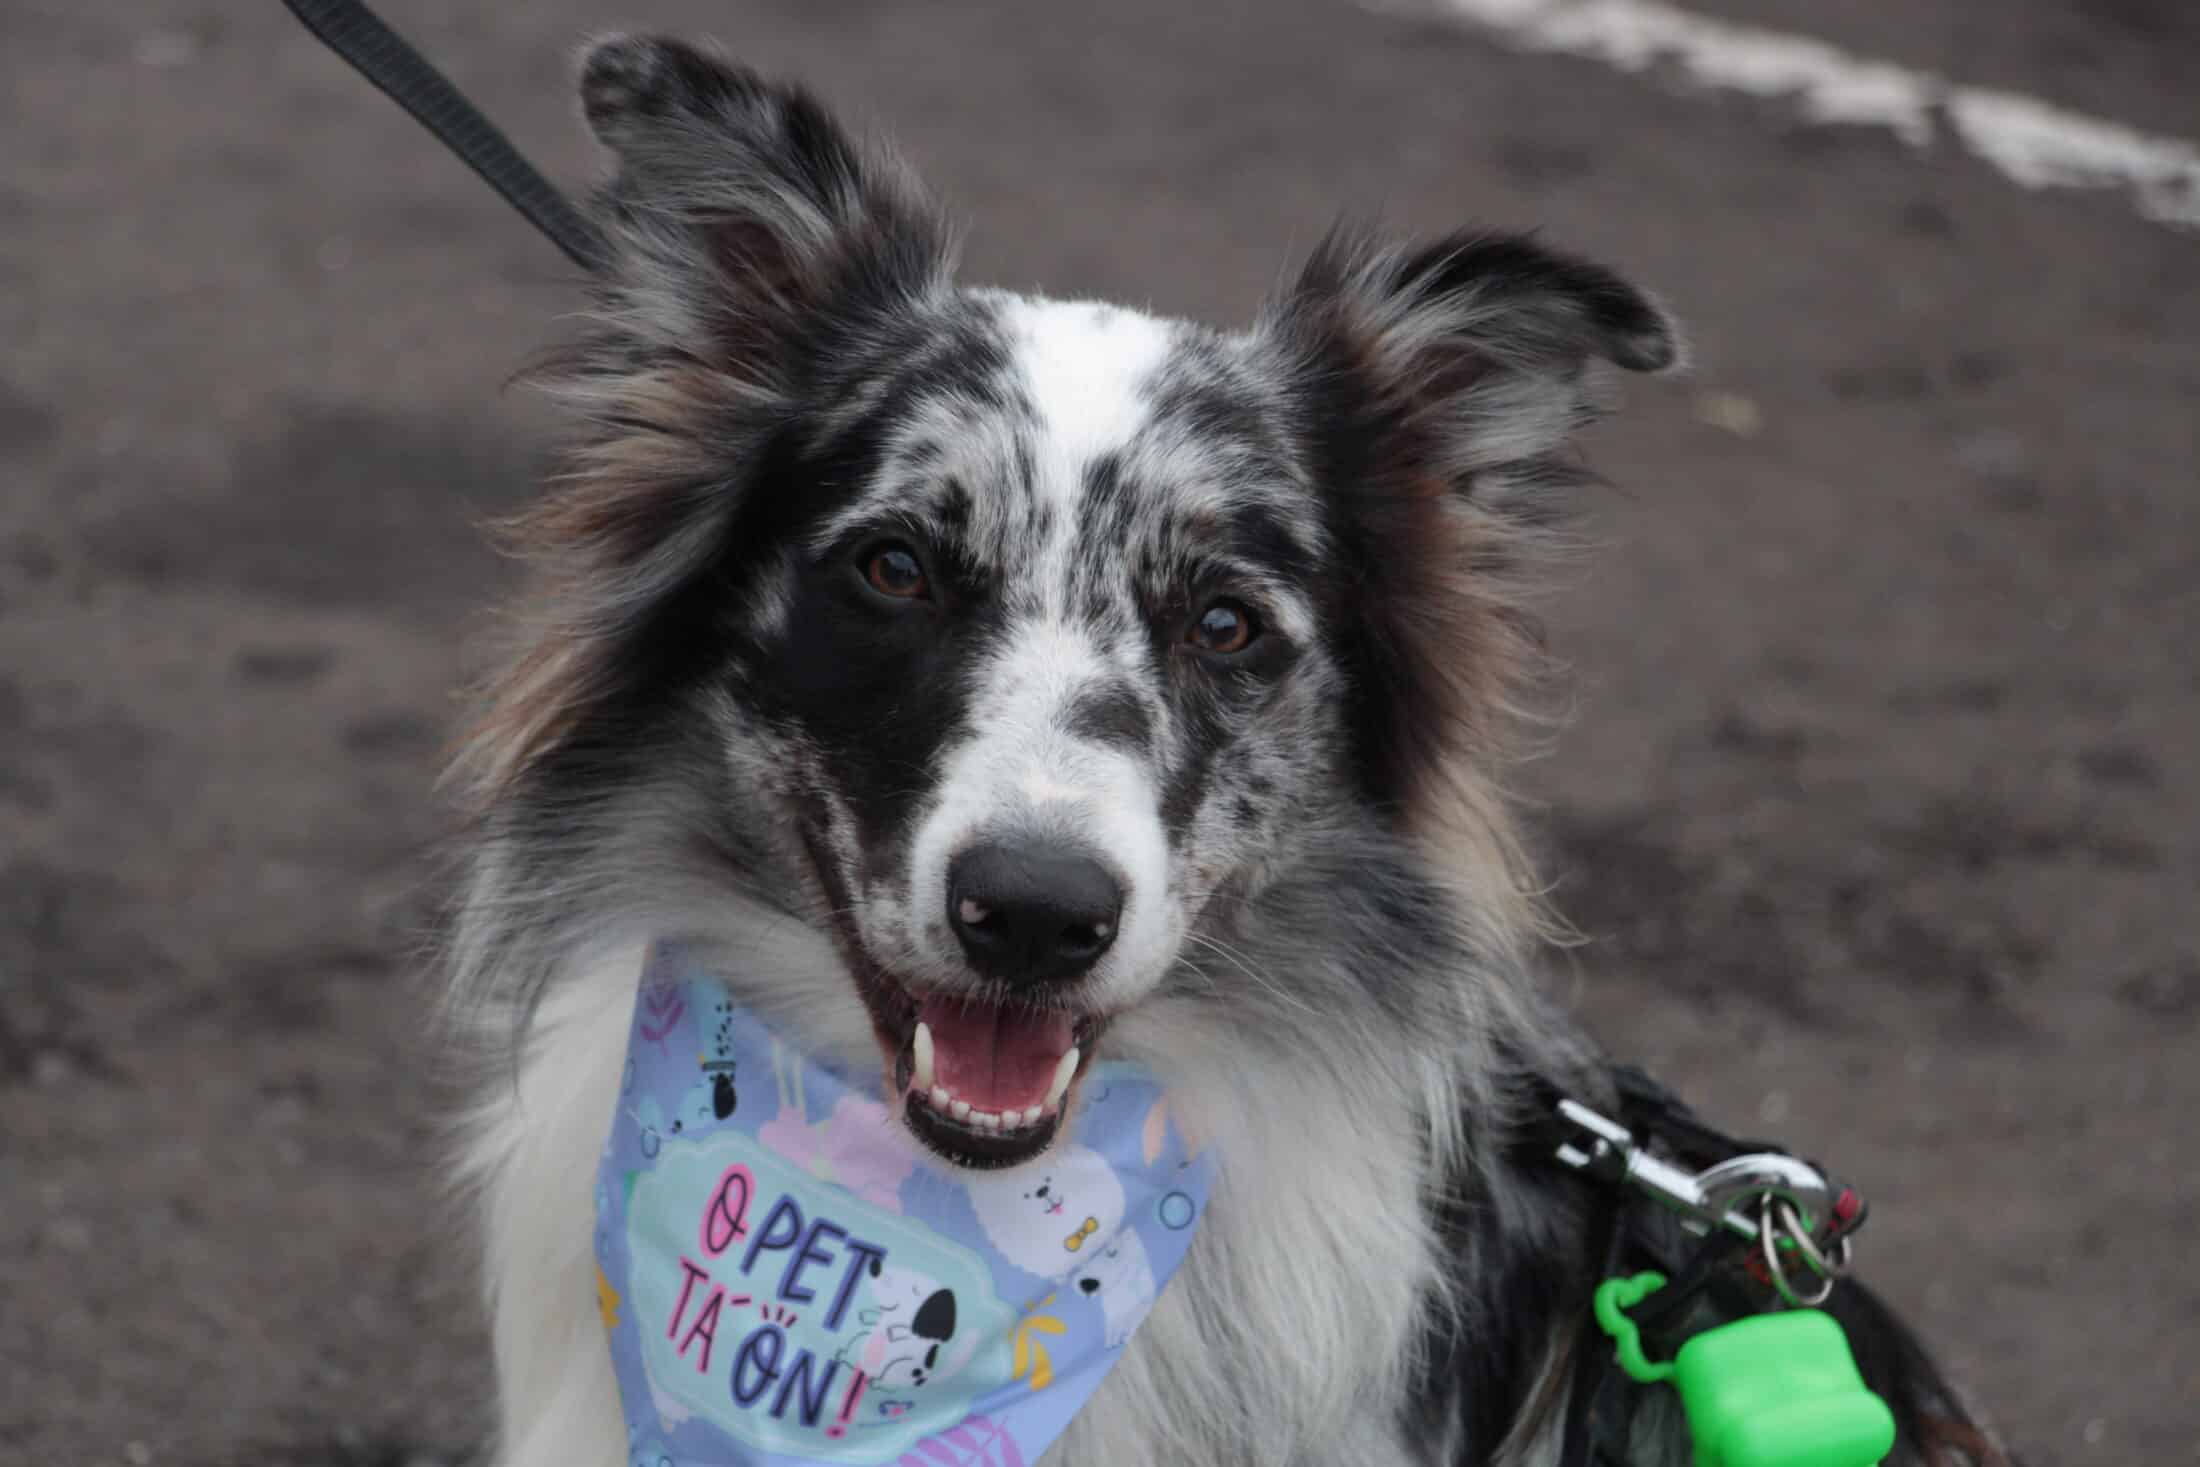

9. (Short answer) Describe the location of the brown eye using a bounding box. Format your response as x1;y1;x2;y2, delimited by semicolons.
863;544;929;600
1187;599;1258;655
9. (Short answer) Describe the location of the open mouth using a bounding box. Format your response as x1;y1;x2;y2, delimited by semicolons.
798;823;1106;1169
878;984;1102;1170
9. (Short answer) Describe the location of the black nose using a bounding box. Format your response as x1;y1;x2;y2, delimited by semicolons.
947;841;1122;984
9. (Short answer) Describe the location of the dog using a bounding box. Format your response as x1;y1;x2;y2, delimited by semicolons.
442;34;2010;1467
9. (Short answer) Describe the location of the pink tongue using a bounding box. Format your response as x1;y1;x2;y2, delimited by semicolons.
918;997;1074;1112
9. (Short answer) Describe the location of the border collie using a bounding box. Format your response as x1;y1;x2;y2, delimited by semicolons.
444;35;2007;1466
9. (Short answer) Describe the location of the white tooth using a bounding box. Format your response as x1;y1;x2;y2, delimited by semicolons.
1021;1105;1043;1127
930;1085;951;1110
912;1022;935;1094
951;1099;972;1120
977;1111;1000;1131
1044;1048;1080;1111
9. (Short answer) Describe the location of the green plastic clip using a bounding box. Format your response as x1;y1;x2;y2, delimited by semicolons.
1592;1272;1898;1467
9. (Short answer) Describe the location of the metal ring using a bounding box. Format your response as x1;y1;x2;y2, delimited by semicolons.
1759;1197;1838;1308
1777;1201;1837;1279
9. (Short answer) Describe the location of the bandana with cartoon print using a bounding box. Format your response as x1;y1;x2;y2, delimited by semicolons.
596;942;1214;1467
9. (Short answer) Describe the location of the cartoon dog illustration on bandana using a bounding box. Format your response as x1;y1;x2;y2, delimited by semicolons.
968;1145;1157;1346
1069;1231;1157;1348
968;1145;1123;1276
835;1257;972;1393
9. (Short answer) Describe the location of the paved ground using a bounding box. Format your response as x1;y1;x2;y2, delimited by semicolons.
3;1;2194;1463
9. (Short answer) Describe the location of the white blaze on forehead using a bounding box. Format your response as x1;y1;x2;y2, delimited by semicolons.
998;296;1178;508
988;296;1180;655
809;296;1179;562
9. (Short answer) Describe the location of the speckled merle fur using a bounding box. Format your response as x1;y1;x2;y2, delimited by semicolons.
442;34;2010;1467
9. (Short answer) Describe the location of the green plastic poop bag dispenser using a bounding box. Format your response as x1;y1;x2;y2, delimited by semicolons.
1594;1272;1897;1467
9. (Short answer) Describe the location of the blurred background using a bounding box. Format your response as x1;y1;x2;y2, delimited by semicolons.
2;1;2194;1463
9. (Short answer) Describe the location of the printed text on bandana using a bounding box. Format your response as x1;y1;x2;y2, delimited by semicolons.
626;1135;1013;1462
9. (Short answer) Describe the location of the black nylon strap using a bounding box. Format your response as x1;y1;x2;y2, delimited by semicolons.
281;0;609;273
1558;1183;1629;1467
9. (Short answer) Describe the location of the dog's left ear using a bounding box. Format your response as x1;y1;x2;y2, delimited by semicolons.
1254;231;1680;857
1259;229;1678;495
576;35;953;375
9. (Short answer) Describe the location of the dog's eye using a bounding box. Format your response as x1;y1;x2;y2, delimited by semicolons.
862;543;929;600
1186;599;1258;655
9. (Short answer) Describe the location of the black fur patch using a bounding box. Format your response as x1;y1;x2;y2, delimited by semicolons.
733;320;1029;851
1064;683;1154;755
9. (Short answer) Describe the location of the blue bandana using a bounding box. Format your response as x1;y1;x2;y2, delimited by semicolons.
596;943;1214;1467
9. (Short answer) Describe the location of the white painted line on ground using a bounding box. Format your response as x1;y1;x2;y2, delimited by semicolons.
1371;0;2200;231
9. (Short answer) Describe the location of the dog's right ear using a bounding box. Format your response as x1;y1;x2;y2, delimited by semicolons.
458;45;954;800
576;35;953;373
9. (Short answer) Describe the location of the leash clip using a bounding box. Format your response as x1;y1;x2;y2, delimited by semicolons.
1555;1098;1860;1306
1556;1098;1765;1240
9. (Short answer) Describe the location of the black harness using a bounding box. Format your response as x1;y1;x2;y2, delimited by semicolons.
278;11;1881;1463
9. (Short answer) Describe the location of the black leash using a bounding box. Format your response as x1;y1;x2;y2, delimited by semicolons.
280;0;608;274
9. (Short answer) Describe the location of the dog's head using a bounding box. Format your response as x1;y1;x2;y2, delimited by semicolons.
463;37;1676;1170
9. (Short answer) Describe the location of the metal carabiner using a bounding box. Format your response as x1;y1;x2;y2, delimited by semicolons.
1555;1097;1860;1308
1554;1098;1763;1242
1694;1151;1837;1233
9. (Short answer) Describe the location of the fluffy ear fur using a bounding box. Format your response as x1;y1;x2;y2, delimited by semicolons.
1263;228;1679;500
456;43;954;806
576;33;954;377
1256;231;1679;917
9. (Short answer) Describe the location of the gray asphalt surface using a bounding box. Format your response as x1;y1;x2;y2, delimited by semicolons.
3;2;2195;1464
